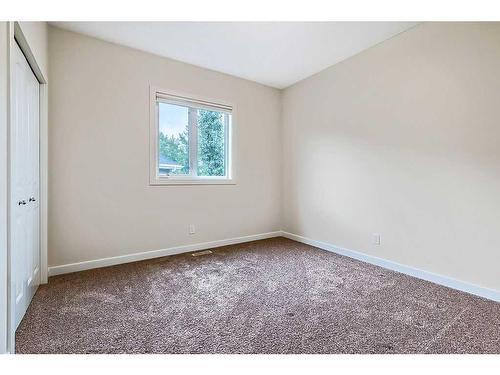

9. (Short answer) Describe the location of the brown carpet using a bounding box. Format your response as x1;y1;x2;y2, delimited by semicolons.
16;237;500;354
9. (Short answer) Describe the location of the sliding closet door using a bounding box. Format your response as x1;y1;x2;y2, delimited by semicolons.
11;41;40;329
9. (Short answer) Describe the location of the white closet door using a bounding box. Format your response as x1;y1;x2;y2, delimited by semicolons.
11;42;40;329
26;49;40;304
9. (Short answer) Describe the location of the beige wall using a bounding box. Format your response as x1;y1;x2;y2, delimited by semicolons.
282;22;500;291
49;23;500;292
48;26;282;267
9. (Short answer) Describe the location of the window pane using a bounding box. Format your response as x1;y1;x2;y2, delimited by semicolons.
158;102;189;176
197;109;227;177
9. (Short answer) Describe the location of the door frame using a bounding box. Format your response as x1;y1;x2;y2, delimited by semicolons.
2;21;48;354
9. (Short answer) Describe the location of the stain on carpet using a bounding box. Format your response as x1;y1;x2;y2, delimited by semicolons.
16;238;500;354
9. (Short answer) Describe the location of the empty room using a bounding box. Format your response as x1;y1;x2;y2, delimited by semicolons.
1;2;500;367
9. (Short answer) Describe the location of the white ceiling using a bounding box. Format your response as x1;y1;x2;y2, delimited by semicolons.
51;22;418;89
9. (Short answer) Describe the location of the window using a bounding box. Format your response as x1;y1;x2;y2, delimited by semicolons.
150;89;233;185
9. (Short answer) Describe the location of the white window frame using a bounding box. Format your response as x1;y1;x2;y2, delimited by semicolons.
149;86;235;185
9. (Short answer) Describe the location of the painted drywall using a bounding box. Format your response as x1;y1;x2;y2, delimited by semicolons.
18;22;48;80
48;26;282;267
282;22;500;291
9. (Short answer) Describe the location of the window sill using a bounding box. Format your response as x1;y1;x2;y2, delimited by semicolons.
150;178;236;186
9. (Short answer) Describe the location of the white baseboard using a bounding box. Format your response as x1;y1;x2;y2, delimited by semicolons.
48;230;500;303
281;231;500;303
48;231;282;277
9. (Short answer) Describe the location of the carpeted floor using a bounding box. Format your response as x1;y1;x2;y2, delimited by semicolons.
16;237;500;354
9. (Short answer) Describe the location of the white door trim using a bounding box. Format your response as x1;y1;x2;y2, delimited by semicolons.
11;25;48;284
0;21;10;355
4;21;48;354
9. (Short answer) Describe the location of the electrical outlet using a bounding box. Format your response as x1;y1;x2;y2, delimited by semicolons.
189;224;196;235
372;233;381;245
